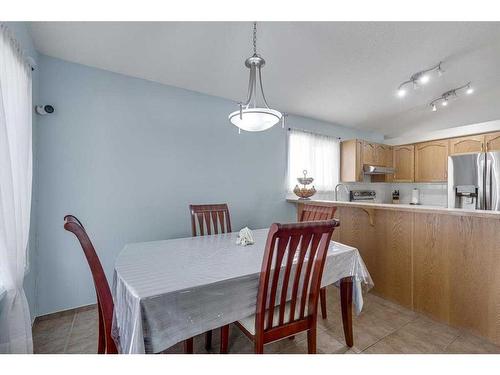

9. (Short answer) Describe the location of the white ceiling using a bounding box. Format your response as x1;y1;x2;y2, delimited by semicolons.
29;22;500;137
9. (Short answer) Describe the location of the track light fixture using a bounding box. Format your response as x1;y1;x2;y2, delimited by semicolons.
429;82;474;112
396;61;444;98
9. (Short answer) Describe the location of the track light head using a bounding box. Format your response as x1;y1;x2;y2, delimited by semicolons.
466;86;474;94
442;99;448;106
397;87;406;98
431;104;437;112
419;74;430;84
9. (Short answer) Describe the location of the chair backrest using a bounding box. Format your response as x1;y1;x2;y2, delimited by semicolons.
63;215;117;354
189;204;232;236
255;220;339;334
300;204;337;222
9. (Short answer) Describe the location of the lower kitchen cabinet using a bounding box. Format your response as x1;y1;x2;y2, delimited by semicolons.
334;206;413;308
297;202;500;345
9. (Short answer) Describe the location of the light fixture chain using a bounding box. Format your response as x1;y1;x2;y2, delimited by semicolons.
253;22;257;55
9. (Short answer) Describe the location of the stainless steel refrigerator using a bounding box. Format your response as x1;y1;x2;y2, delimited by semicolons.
448;151;500;210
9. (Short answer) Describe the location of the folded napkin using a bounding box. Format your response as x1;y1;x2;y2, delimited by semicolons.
236;227;255;246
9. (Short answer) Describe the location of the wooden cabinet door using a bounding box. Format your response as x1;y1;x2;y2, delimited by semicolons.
393;145;414;182
361;141;376;165
383;145;393;167
415;140;449;182
449;135;484;155
374;144;389;166
485;132;500;152
340;139;363;182
363;142;389;166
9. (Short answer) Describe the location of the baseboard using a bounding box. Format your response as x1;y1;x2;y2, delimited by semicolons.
33;303;97;324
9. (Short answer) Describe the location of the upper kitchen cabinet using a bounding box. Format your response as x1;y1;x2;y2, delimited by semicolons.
415;140;449;182
449;135;484;155
485;132;500;151
340;139;363;182
361;141;389;166
393;145;414;182
341;140;393;182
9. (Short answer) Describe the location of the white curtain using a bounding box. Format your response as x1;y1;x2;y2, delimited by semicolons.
287;129;340;192
0;25;33;354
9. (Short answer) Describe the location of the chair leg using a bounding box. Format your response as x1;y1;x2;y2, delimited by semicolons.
320;287;328;319
340;277;354;347
97;302;105;354
184;338;194;354
307;327;317;354
220;325;229;354
205;330;212;351
254;340;264;354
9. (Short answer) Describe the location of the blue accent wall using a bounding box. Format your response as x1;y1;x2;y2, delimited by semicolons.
34;54;383;315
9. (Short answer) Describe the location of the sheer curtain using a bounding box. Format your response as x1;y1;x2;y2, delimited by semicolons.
287;129;340;193
0;25;33;354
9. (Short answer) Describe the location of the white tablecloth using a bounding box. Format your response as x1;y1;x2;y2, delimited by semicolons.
111;228;373;354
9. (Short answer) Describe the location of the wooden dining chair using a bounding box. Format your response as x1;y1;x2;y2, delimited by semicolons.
224;219;339;354
64;215;118;354
184;203;232;354
299;204;337;320
190;203;232;236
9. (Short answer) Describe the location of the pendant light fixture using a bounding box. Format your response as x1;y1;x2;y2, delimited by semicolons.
228;22;283;132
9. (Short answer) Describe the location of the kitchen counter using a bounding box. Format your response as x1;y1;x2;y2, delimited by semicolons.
288;195;500;346
286;197;500;219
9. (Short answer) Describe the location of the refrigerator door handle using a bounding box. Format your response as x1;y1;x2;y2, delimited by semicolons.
478;153;485;210
485;153;492;210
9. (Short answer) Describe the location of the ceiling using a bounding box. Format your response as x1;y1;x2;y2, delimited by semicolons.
29;22;500;137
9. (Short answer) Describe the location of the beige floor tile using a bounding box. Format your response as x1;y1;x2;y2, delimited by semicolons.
445;332;500;354
33;313;75;354
32;293;498;355
65;306;98;354
319;291;416;351
364;316;460;354
292;329;350;354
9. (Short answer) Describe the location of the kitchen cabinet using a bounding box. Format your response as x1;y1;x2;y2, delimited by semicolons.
449;135;484;155
293;202;500;345
362;141;389;166
415;140;449;182
392;145;414;182
340;139;363;182
341;140;393;182
485;131;500;151
361;141;377;165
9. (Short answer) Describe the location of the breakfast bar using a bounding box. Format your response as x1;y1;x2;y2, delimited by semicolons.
288;198;500;345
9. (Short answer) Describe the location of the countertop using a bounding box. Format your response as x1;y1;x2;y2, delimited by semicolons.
286;198;500;219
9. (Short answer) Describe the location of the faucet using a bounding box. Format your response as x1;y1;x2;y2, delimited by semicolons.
334;183;349;201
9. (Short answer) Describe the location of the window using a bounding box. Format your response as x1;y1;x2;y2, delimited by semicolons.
287;129;340;192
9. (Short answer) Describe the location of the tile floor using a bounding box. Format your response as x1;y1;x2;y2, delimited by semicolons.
32;287;500;354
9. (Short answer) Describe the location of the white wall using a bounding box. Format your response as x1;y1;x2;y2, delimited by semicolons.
34;54;384;316
385;118;500;145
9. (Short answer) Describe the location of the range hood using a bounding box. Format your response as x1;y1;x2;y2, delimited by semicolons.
363;165;395;175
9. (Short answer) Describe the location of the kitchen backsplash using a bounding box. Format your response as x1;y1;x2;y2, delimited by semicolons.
338;182;448;206
292;182;448;207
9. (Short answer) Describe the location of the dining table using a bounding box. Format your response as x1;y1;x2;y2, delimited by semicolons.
111;227;373;354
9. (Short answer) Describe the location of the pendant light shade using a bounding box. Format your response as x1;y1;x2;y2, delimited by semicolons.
228;108;282;132
228;22;282;132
